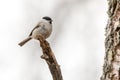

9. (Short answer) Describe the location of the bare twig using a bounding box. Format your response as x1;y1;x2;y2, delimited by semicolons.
37;35;63;80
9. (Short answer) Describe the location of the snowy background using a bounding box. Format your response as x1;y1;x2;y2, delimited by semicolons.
0;0;108;80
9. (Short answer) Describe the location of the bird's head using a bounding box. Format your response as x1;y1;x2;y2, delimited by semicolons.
42;16;52;24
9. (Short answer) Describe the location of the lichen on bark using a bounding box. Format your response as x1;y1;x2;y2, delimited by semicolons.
101;0;120;80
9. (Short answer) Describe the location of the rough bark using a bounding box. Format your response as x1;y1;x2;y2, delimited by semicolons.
101;0;120;80
38;35;63;80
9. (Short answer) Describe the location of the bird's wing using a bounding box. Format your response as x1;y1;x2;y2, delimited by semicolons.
29;23;41;36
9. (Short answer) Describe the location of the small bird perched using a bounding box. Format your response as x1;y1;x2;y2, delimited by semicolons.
18;16;52;46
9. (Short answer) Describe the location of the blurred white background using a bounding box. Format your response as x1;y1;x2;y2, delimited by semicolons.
0;0;108;80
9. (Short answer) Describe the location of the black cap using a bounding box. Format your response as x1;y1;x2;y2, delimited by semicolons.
43;16;52;21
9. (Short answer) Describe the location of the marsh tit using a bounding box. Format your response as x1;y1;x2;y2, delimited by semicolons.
18;16;52;46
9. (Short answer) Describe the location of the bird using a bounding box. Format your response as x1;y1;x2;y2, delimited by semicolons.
18;16;52;47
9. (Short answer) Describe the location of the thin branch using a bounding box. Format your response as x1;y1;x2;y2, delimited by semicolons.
37;35;63;80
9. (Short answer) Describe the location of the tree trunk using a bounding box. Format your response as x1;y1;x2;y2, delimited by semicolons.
101;0;120;80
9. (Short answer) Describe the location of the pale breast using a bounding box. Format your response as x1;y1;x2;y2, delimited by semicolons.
32;22;52;39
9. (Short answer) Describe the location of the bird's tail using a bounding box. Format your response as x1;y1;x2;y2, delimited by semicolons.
18;37;32;47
